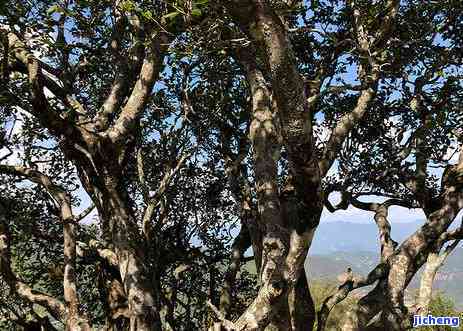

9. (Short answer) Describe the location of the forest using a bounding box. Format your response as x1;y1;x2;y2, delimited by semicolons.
0;0;462;330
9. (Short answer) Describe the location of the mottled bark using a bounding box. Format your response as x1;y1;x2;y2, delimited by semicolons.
224;37;321;329
2;20;170;328
317;261;389;330
341;281;388;331
318;84;377;177
41;92;165;331
235;47;288;330
350;199;403;262
4;7;291;330
96;260;130;330
222;1;325;328
104;187;162;331
416;240;460;315
316;197;401;330
288;272;315;330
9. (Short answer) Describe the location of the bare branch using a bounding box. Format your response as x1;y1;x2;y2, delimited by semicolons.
317;263;388;331
76;240;119;267
0;164;71;216
0;166;90;328
319;0;401;177
92;0;139;131
74;204;95;222
318;78;378;177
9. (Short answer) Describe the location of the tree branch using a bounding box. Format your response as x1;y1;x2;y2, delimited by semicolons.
318;83;378;177
0;202;66;321
74;204;95;222
206;300;236;331
2;30;84;134
107;31;170;143
141;149;192;239
0;165;71;217
92;0;143;131
316;263;388;331
0;165;90;328
76;240;119;267
319;0;400;176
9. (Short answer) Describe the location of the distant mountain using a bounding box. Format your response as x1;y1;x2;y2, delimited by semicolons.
310;220;425;254
305;248;463;308
244;221;463;307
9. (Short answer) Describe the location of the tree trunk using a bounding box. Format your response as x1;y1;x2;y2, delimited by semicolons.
71;139;162;330
416;240;459;315
341;181;462;330
289;272;315;330
341;282;387;331
231;40;322;330
106;191;161;331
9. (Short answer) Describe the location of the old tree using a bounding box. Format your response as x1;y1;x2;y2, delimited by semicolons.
0;0;462;330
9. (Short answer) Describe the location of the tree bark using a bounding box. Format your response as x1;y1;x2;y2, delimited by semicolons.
416;240;460;315
221;0;325;326
63;220;91;331
105;188;162;331
229;37;321;329
341;184;463;330
341;282;387;331
288;272;315;330
2;19;170;329
0;200;66;322
67;134;163;330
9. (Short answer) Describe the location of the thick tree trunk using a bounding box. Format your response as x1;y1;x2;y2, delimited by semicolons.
71;138;162;330
290;272;316;330
232;47;321;329
105;190;161;331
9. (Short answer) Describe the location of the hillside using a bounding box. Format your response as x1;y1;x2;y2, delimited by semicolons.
305;249;463;308
243;221;463;307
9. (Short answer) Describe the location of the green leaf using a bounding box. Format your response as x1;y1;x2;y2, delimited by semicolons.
142;10;153;20
46;5;61;15
191;8;202;17
163;11;180;20
120;0;135;12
